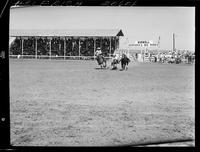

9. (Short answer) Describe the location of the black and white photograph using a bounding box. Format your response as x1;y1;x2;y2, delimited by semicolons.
9;5;195;147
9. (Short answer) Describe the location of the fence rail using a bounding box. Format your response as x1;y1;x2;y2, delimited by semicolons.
9;55;112;60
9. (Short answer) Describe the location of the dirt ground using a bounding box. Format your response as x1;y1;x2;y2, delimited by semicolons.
9;59;195;146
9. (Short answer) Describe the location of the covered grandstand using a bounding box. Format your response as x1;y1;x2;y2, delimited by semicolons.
9;29;124;60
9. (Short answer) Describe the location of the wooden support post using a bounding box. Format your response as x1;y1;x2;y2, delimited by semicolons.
64;37;66;60
115;37;118;50
35;37;37;59
86;38;88;54
114;37;116;51
59;37;61;51
117;36;119;49
109;37;112;58
21;37;24;58
94;38;96;60
49;37;51;60
100;37;102;51
79;38;81;60
70;37;74;56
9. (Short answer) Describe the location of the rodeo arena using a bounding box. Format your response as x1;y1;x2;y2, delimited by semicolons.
9;29;195;67
9;7;195;147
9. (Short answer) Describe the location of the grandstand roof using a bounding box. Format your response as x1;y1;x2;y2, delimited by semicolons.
10;29;124;37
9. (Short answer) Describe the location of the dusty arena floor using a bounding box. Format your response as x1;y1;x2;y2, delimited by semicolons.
9;59;195;147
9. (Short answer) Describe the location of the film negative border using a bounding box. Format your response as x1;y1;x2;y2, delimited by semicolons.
9;0;198;7
0;0;199;150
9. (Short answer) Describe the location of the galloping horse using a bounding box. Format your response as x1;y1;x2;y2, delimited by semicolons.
120;53;130;70
96;54;107;69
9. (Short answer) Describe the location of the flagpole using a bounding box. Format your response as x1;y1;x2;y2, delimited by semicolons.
173;33;175;52
158;36;160;54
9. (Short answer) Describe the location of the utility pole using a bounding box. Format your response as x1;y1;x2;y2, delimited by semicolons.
173;33;175;52
157;36;160;54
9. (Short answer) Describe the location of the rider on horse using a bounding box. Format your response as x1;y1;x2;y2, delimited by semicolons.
95;47;102;56
95;47;107;68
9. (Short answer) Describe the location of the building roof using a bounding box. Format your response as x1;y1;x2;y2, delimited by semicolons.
10;29;124;37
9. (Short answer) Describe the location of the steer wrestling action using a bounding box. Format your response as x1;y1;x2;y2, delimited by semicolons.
95;47;130;70
111;53;130;70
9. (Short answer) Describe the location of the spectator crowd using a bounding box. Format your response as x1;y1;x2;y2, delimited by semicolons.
133;50;195;64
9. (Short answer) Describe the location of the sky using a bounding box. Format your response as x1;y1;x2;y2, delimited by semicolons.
10;6;195;51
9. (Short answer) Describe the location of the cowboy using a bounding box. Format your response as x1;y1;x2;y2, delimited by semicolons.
120;53;130;70
95;47;107;68
95;47;102;56
111;53;120;70
113;53;120;60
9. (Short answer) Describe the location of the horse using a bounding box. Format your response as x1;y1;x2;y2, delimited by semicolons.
96;54;107;69
120;54;130;70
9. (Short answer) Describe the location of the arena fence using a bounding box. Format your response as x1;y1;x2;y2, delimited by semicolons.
9;55;194;64
9;55;112;60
